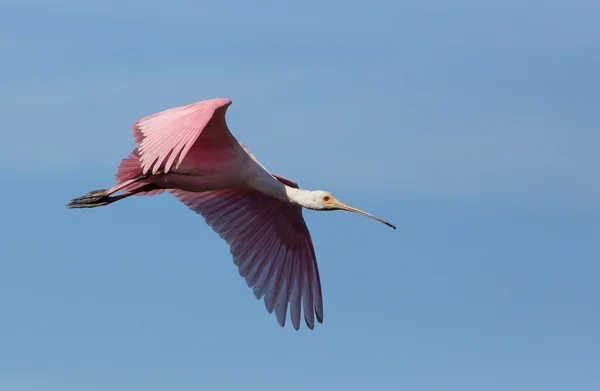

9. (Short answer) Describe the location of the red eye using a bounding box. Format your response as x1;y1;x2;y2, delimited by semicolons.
323;196;331;202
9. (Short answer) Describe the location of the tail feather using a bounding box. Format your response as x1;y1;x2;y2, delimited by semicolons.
116;149;165;196
67;150;164;209
116;149;143;182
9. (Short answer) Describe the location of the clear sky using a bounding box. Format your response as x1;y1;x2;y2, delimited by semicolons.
1;1;599;390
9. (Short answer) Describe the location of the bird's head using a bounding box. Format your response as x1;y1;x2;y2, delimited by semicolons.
307;190;396;230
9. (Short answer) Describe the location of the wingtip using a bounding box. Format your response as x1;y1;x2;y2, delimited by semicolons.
316;311;324;324
305;316;315;330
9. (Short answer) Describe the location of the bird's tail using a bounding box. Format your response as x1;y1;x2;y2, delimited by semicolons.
114;149;165;197
67;149;163;209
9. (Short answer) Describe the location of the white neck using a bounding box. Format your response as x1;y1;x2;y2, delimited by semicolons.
261;182;317;208
245;170;317;208
284;186;318;208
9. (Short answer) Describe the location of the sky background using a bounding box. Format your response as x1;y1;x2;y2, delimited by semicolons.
1;1;599;390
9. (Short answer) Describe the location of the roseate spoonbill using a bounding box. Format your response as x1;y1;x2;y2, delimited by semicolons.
67;98;395;330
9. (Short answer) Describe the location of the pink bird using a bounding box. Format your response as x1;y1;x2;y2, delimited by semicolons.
67;98;395;330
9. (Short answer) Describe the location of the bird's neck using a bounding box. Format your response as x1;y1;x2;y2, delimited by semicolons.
284;187;317;209
245;167;316;208
260;181;315;208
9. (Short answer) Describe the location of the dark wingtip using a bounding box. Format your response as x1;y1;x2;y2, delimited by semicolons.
316;309;324;324
305;315;315;330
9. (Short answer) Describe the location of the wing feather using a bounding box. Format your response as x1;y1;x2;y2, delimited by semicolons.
169;176;323;330
289;253;302;330
132;98;233;175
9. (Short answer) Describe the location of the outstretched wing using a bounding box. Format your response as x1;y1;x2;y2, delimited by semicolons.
169;174;324;330
132;98;234;175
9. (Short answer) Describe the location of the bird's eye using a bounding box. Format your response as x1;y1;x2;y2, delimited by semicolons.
323;196;332;203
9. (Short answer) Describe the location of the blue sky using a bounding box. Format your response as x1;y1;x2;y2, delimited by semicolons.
1;1;599;390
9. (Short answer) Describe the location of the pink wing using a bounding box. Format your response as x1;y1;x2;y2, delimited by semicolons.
169;175;324;330
114;148;165;196
132;98;234;175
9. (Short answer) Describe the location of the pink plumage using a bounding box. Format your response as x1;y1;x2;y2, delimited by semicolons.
171;177;323;329
134;98;233;175
68;98;395;330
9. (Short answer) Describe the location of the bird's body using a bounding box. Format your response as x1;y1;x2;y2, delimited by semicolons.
145;142;251;193
68;98;395;330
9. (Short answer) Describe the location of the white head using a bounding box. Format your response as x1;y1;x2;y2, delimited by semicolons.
301;190;396;229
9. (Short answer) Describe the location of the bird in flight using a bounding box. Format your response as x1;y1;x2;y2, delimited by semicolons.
67;98;395;330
